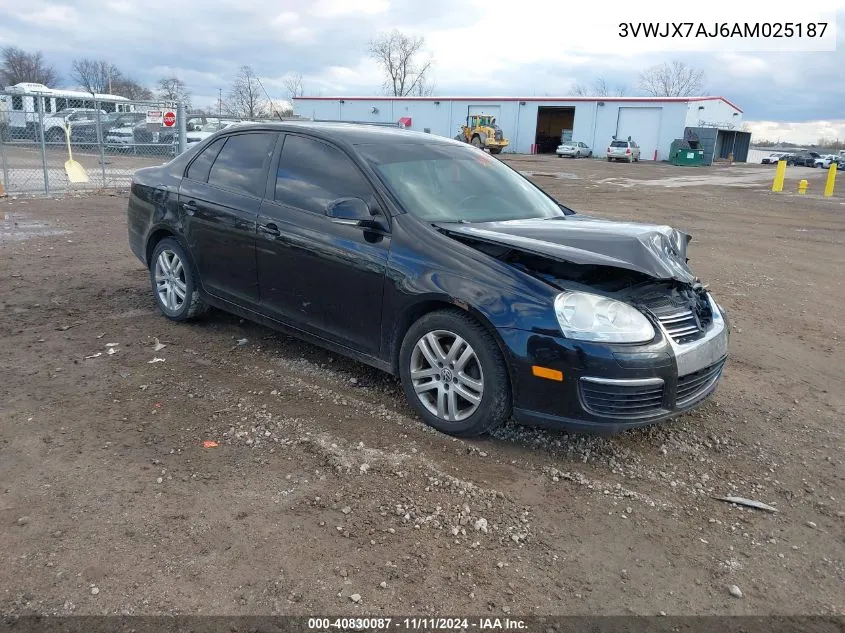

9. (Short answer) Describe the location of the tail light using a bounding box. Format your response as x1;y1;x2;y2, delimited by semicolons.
607;147;611;153
626;148;631;154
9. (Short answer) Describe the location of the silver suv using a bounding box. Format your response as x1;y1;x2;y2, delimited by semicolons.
607;138;640;162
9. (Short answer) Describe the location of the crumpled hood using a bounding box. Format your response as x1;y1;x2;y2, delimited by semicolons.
435;215;696;283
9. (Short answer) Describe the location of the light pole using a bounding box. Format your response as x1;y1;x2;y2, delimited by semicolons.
218;88;222;117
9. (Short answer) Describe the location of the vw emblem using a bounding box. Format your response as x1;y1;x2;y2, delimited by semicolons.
442;368;454;382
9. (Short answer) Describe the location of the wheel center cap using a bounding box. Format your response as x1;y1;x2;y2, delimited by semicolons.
442;368;454;382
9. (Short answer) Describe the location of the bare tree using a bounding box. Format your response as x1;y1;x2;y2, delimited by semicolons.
572;77;627;97
112;77;152;100
156;76;191;108
639;60;705;97
0;47;59;87
283;72;304;100
71;58;120;95
224;65;268;119
368;30;434;96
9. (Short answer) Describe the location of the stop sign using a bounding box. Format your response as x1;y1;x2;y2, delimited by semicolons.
162;111;176;127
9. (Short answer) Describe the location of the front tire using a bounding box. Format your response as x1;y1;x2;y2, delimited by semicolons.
399;310;511;437
149;238;207;321
45;127;65;143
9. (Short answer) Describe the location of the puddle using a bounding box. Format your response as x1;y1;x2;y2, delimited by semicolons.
519;171;579;180
0;212;71;242
596;169;778;189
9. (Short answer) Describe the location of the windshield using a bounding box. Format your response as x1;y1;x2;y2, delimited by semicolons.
359;142;566;223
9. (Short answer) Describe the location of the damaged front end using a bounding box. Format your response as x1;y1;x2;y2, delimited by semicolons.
437;219;730;432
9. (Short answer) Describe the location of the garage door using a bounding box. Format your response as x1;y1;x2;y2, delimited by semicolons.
468;104;501;119
616;107;661;161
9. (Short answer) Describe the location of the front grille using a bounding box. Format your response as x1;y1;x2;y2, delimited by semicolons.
580;378;665;419
655;307;701;343
639;290;713;344
676;358;726;407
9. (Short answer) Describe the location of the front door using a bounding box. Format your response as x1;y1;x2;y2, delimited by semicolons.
256;133;390;356
179;131;278;305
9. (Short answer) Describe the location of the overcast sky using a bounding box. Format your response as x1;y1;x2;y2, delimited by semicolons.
1;0;843;143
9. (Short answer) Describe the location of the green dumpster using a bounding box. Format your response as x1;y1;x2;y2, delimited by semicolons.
669;139;704;166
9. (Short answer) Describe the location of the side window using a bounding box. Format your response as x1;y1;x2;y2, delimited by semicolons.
44;99;52;113
275;135;373;213
186;137;226;183
11;96;23;110
208;133;277;196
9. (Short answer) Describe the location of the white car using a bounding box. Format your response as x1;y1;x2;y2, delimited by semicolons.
185;120;242;149
556;141;592;158
761;152;789;165
607;138;640;162
813;154;837;168
42;108;105;142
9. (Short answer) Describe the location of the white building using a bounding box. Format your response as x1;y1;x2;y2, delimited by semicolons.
293;95;748;163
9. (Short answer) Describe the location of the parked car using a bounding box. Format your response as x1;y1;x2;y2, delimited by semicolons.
607;138;640;162
127;122;729;437
813;154;837;168
70;112;145;146
761;152;789;164
133;120;177;153
556;141;592;158
185;120;242;149
42;108;105;142
787;152;821;167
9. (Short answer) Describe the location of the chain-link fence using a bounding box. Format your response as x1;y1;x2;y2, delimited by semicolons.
0;92;188;196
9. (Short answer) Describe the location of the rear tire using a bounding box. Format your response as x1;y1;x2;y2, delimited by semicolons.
399;310;511;437
607;157;612;162
149;238;208;322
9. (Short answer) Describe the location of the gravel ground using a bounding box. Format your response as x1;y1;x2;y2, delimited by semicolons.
0;156;843;617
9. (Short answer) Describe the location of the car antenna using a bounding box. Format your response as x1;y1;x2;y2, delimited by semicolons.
255;75;284;122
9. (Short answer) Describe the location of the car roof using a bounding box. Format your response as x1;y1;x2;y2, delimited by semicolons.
223;121;457;147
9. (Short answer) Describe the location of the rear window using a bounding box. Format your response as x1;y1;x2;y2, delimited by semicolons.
610;140;628;148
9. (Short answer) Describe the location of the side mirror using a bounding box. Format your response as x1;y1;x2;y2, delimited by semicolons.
327;197;388;232
326;197;372;224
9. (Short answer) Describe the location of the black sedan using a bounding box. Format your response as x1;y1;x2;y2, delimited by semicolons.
127;122;729;437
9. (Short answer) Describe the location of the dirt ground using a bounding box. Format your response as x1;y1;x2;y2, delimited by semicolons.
1;156;843;617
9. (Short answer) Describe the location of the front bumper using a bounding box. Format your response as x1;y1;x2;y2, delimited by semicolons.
503;296;730;434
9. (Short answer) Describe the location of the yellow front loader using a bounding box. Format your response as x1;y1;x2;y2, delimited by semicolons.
455;114;509;154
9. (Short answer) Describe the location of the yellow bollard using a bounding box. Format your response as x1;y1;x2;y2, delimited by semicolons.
798;179;808;195
824;163;837;197
772;159;787;192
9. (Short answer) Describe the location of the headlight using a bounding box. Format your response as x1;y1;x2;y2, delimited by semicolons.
554;291;655;343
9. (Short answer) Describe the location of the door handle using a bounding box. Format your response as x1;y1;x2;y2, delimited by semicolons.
181;200;197;216
259;222;281;237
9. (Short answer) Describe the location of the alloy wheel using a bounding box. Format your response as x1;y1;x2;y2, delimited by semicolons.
410;330;484;422
154;249;187;312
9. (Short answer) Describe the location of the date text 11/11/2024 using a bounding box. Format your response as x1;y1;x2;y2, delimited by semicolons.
307;617;528;630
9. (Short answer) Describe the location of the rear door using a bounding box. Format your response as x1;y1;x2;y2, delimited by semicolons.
179;131;279;305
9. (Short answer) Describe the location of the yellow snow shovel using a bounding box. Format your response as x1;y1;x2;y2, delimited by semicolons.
63;122;88;183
